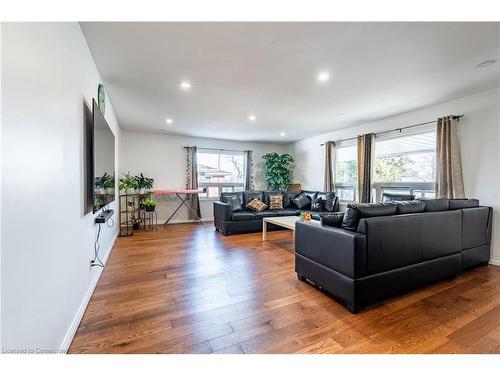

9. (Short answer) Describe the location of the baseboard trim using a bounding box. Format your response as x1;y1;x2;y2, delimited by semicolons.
59;229;118;353
157;217;214;224
489;257;500;267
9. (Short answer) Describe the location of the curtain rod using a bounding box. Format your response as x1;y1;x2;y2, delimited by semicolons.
184;146;250;153
320;114;463;146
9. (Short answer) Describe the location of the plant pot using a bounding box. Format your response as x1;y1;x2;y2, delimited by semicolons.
126;188;135;195
139;188;146;195
106;188;115;195
145;205;156;212
96;187;105;195
133;222;140;230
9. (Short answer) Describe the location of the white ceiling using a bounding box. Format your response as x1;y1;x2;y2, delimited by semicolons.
80;22;500;143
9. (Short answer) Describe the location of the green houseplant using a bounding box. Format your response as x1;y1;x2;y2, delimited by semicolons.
143;197;157;212
103;173;115;195
262;153;294;190
119;172;138;194
135;173;154;194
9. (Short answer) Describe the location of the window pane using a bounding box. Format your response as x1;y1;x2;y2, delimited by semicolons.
374;131;436;183
335;145;358;184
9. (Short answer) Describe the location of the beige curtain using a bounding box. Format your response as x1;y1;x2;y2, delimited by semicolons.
186;146;201;220
323;141;336;192
436;116;465;198
357;133;374;203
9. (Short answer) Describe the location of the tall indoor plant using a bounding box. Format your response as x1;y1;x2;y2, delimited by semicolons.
262;152;294;190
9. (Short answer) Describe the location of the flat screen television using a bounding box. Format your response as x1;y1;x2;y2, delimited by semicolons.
92;99;115;212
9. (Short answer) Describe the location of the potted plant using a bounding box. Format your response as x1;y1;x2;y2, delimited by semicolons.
119;172;138;195
95;173;108;194
262;153;294;190
143;197;157;212
104;173;115;195
135;173;154;194
126;201;141;229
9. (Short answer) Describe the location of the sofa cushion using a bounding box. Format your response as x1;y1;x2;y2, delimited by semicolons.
263;191;282;206
283;191;300;208
311;197;323;212
342;202;397;231
292;192;310;210
220;191;243;204
382;193;415;202
320;212;344;228
231;211;256;221
449;198;480;210
274;209;300;216
226;196;243;212
243;191;263;206
255;211;278;219
422;198;449;212
396;201;426;214
268;194;284;210
246;198;267;212
317;192;337;212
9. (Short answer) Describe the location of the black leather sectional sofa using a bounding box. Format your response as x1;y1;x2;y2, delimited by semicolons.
295;198;492;313
213;190;339;235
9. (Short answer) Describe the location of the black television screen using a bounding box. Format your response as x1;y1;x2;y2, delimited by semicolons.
92;99;115;212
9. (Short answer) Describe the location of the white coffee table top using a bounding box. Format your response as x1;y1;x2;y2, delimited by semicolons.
262;215;319;230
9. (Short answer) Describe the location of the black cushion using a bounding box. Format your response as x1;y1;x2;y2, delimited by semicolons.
320;212;344;228
254;211;278;219
382;193;415;202
292;192;310;210
317;192;337;212
301;190;318;201
263;191;282;206
243;191;263;206
226;196;243;212
396;201;426;214
311;197;324;212
220;192;243;204
342;202;397;231
283;191;300;208
231;211;256;221
449;199;479;210
422;198;449;212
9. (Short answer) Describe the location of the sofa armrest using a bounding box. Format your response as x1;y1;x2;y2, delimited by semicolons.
295;221;366;278
213;201;233;221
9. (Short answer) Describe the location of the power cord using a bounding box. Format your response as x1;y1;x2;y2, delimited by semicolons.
90;212;115;268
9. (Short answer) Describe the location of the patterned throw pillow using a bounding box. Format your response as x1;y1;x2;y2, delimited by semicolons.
268;194;284;210
246;198;268;212
311;197;323;212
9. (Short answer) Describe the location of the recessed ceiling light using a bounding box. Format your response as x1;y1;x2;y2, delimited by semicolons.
248;115;256;122
179;81;192;90
280;132;286;137
476;60;496;68
317;71;330;83
166;118;173;124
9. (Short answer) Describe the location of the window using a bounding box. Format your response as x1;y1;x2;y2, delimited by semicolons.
335;143;358;201
197;149;246;199
373;129;436;201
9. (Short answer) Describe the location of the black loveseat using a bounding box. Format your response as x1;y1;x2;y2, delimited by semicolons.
295;198;492;313
213;190;339;235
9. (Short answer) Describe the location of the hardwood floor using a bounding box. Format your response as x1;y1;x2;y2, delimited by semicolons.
69;223;500;354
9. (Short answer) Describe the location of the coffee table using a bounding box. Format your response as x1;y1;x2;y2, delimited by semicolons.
262;215;319;240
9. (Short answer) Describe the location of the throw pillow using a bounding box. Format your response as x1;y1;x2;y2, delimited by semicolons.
320;212;344;227
246;198;268;212
292;192;310;210
268;194;284;210
227;196;243;212
317;192;337;212
310;197;323;212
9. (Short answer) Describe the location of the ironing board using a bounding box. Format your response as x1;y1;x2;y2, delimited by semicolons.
153;189;204;226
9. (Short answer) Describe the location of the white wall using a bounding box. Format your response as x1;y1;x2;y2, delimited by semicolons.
120;131;290;222
292;87;500;265
1;23;121;352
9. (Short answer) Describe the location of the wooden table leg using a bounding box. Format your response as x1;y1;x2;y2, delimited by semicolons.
262;220;267;241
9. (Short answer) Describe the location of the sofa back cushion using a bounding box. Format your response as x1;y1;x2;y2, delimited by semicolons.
301;190;318;201
396;201;426;214
449;199;479;210
283;191;300;208
243;191;263;206
220;191;243;205
357;210;462;275
317;192;338;212
382;193;415;202
422;198;449;212
342;202;397;231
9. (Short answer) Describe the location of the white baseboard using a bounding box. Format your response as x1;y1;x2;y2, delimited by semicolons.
59;229;118;353
157;217;214;224
489;257;500;267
